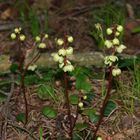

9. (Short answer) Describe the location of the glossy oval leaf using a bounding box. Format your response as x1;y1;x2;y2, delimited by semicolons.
75;123;88;131
42;106;57;119
104;100;117;117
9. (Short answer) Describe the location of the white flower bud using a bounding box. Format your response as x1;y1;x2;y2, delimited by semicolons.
28;64;37;71
19;34;26;41
63;64;74;72
38;43;46;49
83;95;87;100
112;68;121;76
35;36;41;42
58;56;64;63
112;38;120;45
51;53;59;62
106;28;113;35
109;55;118;62
44;34;49;38
104;40;112;48
67;36;74;43
104;55;118;66
78;102;83;108
104;56;112;66
66;47;73;55
97;137;102;140
117;25;123;32
11;33;16;39
58;48;67;56
115;31;120;37
56;38;64;46
116;44;126;53
59;63;64;68
14;28;20;33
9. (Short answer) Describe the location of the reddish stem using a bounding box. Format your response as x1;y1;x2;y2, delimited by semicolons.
93;66;113;139
63;34;73;138
19;51;41;125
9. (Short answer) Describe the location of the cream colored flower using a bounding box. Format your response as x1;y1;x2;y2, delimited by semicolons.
58;56;64;63
83;95;87;100
116;44;126;53
58;48;67;56
115;31;120;37
112;38;120;45
63;64;74;72
66;47;73;55
104;55;118;66
78;102;83;108
59;63;64;68
14;28;20;34
35;36;41;42
11;33;16;39
109;55;118;62
38;43;46;49
106;28;113;35
52;53;60;62
97;137;102;140
56;38;64;46
19;34;26;41
117;25;123;32
67;36;74;43
112;68;121;76
44;34;49;39
28;64;37;71
104;40;112;48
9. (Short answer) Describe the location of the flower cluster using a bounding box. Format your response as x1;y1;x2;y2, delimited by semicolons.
104;25;126;76
10;27;26;41
51;36;74;72
35;34;48;49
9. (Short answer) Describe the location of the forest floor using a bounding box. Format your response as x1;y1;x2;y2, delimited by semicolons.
0;0;140;140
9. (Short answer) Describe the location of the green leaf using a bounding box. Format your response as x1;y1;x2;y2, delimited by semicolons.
82;108;95;116
16;113;25;123
82;108;99;123
75;123;88;131
89;114;99;123
104;100;117;117
42;106;57;119
69;95;79;105
24;74;40;85
76;75;91;92
37;84;56;101
10;63;19;73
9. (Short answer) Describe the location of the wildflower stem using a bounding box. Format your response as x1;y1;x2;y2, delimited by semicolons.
93;66;113;139
63;72;72;138
63;33;73;138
